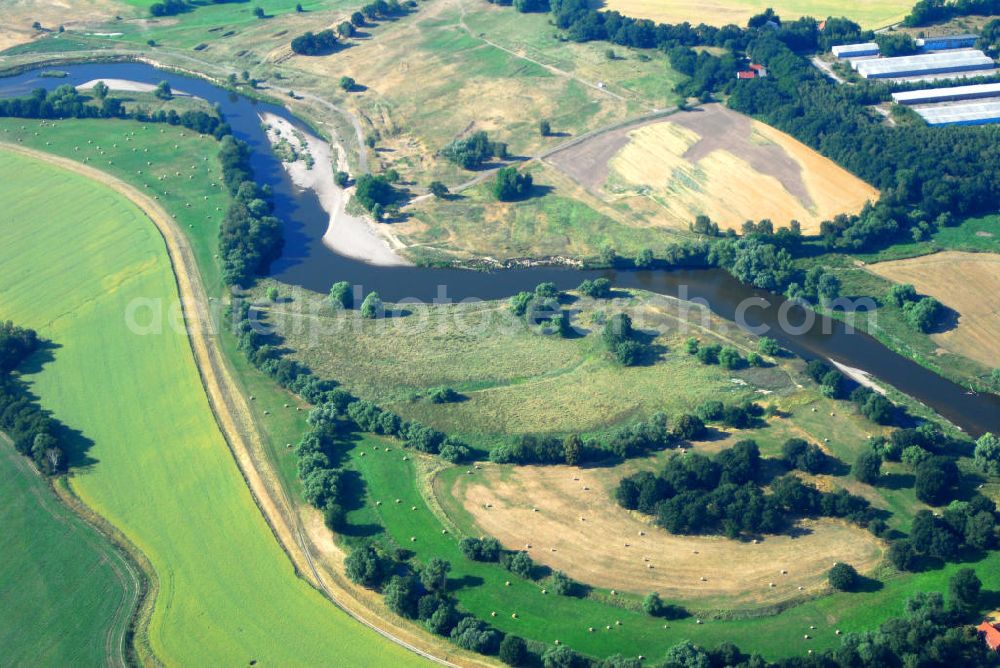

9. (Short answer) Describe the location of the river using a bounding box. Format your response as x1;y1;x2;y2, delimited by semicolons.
2;62;998;437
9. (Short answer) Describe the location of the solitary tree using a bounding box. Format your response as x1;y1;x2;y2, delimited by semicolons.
828;562;859;591
334;170;350;187
339;75;356;91
329;280;353;308
266;286;280;302
492;166;532;201
853;450;882;484
539;119;551;136
428;181;449;198
974;432;1000;476
296;3;304;11
599;244;617;267
420;558;451;594
634;248;654;268
499;634;527;666
563;434;582;466
253;6;265;18
758;336;780;356
643;591;665;616
361;291;382;319
92;80;110;100
949;568;982;617
154;80;172;100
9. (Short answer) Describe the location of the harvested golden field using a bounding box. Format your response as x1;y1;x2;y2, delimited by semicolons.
867;251;1000;369
580;105;878;233
446;459;885;606
596;0;912;30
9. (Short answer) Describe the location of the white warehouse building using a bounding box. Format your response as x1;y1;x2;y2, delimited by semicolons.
832;42;879;58
892;82;1000;105
854;50;995;79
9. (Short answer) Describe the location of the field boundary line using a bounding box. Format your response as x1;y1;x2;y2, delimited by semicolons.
0;142;465;667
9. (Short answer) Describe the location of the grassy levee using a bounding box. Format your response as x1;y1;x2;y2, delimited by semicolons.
0;147;425;665
352;443;1000;660
0;435;137;666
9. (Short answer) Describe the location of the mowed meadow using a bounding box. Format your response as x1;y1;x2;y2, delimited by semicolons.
0;148;425;666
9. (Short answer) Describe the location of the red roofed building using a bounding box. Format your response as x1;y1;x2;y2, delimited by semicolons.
978;621;1000;652
736;71;756;80
749;63;768;77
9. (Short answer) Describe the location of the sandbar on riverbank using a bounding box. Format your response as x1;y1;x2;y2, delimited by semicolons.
259;112;411;267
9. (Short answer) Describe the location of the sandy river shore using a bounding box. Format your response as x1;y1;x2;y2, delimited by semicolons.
259;112;410;267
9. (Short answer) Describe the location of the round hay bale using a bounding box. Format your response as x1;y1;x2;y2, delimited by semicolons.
588;627;594;633
541;589;547;595
511;613;517;619
410;536;416;542
769;582;776;587
505;581;511;587
491;611;496;617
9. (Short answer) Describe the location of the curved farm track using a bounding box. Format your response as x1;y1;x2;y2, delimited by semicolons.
0;144;473;667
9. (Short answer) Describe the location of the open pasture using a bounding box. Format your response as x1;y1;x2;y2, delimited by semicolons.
866;251;1000;369
253;283;793;441
595;0;913;30
0;147;424;666
405;162;682;262
548;104;879;234
282;0;680;183
447;460;884;605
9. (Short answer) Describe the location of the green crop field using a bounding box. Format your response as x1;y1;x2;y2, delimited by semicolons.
0;148;425;666
349;441;1000;661
0;436;136;666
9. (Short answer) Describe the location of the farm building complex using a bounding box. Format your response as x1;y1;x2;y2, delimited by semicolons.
853;50;995;79
892;82;1000;105
915;100;1000;126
